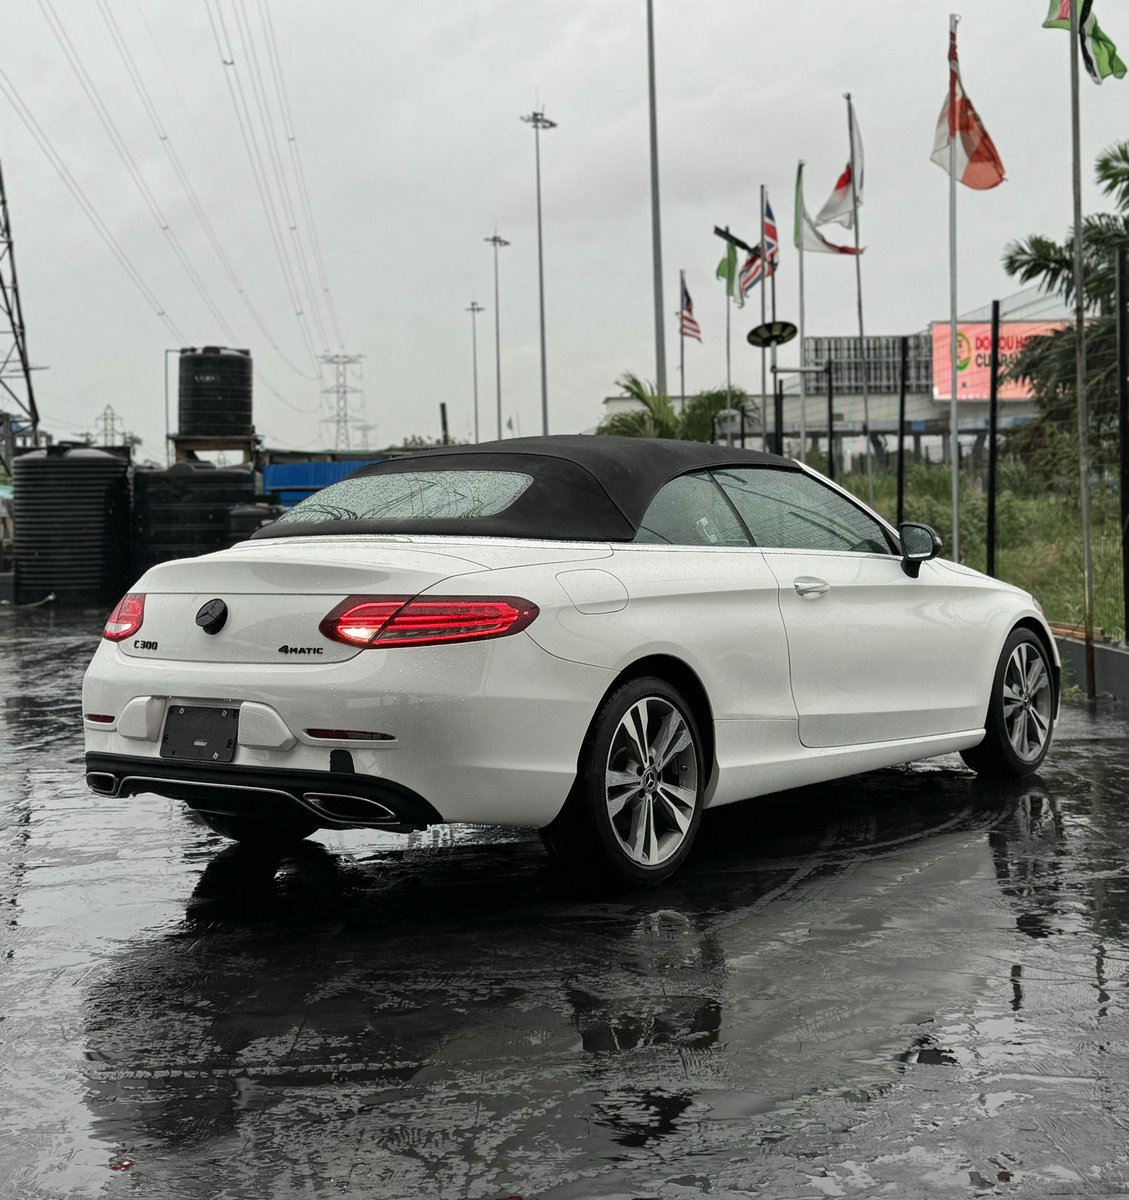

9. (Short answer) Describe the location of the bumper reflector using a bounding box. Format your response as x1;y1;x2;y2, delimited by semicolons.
306;728;395;741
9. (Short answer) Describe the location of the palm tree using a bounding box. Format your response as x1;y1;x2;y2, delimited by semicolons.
597;372;680;439
1002;142;1129;473
597;371;759;443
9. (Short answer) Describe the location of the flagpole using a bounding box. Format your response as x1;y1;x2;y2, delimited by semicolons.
760;184;769;451
769;199;780;452
679;269;687;416
798;161;808;465
1070;0;1097;694
947;16;961;562
725;291;733;446
846;94;873;504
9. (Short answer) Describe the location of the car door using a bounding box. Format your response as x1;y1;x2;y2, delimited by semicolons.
613;470;795;726
712;466;986;748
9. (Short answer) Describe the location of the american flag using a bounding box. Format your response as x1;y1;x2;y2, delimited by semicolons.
740;198;780;298
679;278;702;341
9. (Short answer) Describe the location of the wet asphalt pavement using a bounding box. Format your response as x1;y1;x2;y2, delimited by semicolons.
3;611;1129;1199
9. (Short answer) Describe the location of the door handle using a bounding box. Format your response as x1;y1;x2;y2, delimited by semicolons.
794;576;830;598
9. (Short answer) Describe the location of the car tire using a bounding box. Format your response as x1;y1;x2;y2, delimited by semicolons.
960;627;1055;779
196;811;320;848
541;676;705;888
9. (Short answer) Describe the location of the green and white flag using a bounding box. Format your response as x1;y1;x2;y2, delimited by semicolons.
716;241;744;307
1044;0;1126;84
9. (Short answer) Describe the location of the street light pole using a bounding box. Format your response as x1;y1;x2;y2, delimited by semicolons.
484;232;509;440
520;109;556;436
645;0;668;398
466;300;484;443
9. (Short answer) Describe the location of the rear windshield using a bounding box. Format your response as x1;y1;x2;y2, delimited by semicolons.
275;469;534;525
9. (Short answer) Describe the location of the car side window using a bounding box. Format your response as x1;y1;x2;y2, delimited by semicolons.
713;468;893;554
634;472;751;547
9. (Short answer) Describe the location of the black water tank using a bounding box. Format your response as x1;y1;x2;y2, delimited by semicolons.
132;462;256;578
178;346;253;436
13;447;130;605
225;502;283;545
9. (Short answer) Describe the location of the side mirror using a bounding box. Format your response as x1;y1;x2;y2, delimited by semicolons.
899;522;942;578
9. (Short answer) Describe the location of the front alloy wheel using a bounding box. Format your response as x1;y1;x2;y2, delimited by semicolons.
541;676;705;887
961;628;1055;778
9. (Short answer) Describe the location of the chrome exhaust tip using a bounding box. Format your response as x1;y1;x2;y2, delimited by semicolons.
300;792;398;825
86;771;118;797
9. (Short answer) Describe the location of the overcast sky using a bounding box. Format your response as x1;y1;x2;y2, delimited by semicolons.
2;1;1126;459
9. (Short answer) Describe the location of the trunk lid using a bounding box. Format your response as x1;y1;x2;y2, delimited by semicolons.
123;538;491;663
121;536;613;664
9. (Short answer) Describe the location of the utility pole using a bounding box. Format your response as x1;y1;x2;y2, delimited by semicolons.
485;232;509;440
319;353;364;450
466;300;484;443
0;158;40;446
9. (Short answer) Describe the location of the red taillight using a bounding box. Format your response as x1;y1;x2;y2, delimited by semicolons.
103;593;145;641
320;595;539;649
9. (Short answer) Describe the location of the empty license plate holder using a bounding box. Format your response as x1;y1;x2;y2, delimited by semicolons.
160;704;239;763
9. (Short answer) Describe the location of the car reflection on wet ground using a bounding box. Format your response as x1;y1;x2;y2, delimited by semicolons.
3;609;1129;1199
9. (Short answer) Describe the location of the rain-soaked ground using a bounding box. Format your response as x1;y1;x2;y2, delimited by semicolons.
3;610;1129;1199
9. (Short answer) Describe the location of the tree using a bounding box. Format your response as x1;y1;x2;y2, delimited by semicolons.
1002;142;1129;474
597;371;759;443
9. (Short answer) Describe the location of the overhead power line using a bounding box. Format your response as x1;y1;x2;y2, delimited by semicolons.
229;0;329;353
0;66;186;343
204;0;323;370
94;0;319;380
256;0;344;348
38;0;238;344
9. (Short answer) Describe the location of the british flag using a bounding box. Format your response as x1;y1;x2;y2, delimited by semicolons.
740;198;779;298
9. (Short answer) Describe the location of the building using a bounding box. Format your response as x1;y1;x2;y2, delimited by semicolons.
595;287;1071;468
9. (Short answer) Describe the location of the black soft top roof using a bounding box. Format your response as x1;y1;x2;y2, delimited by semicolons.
253;435;801;543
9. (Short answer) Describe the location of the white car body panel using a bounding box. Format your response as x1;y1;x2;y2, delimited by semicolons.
82;472;1061;837
85;625;613;828
517;545;795;721
763;549;1028;747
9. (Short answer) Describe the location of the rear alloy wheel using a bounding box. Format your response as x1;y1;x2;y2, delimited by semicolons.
961;628;1055;778
541;677;704;887
196;811;320;849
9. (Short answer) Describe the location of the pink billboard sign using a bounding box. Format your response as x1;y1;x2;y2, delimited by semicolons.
931;321;1067;401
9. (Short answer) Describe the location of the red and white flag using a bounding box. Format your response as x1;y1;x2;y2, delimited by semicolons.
816;104;863;228
930;27;1005;189
795;163;860;255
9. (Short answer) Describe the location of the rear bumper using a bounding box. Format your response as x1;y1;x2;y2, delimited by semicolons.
83;631;614;827
85;751;442;833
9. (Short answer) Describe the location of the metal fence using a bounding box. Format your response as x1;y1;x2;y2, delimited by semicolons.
758;277;1129;647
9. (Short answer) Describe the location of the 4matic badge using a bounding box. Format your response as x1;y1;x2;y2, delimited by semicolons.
277;645;324;656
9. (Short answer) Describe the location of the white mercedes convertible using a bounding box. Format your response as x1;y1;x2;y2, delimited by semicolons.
83;436;1058;886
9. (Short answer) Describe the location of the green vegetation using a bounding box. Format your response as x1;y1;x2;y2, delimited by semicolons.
839;462;1124;641
1003;142;1129;475
598;372;759;442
